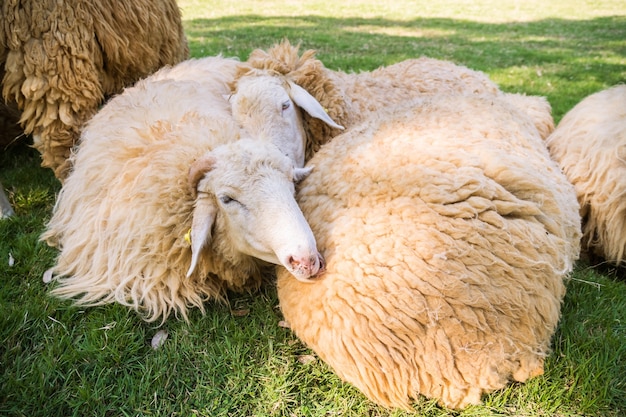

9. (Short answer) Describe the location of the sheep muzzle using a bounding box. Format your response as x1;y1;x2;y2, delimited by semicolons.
286;252;326;282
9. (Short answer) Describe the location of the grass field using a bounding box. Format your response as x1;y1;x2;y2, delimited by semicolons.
1;1;625;416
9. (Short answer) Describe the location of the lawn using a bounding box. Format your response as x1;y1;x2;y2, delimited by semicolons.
1;1;625;416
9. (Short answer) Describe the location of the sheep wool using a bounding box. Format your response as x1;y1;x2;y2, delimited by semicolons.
277;93;581;409
545;84;626;265
41;57;265;323
1;0;189;179
240;40;511;160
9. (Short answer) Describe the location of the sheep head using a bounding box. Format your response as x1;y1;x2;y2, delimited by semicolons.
229;71;343;167
187;139;324;282
243;39;352;158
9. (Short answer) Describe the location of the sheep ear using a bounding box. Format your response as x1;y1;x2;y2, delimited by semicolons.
186;196;217;278
186;154;218;278
294;166;313;182
188;154;216;197
287;81;344;130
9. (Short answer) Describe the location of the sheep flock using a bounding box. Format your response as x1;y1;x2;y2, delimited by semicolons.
1;6;623;410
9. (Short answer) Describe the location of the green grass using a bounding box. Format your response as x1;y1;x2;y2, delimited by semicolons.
1;1;625;416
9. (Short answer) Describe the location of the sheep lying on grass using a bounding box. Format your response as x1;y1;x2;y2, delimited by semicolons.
545;84;626;265
233;40;549;161
277;93;581;409
0;0;189;179
42;57;326;322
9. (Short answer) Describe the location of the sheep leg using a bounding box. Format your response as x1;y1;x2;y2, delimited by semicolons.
0;182;15;218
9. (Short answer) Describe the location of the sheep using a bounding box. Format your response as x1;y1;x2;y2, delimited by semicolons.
275;92;581;410
232;40;554;162
41;57;325;322
545;84;626;265
1;0;189;179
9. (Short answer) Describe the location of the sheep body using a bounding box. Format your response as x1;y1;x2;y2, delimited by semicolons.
1;0;189;178
277;93;580;409
545;84;626;264
41;57;323;322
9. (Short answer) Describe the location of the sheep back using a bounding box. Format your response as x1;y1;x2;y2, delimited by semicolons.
0;0;188;179
545;84;626;264
277;94;580;409
41;58;265;322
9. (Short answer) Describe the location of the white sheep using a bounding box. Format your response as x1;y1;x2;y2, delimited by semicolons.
276;93;581;410
1;0;189;179
41;57;325;322
545;84;626;265
232;40;554;162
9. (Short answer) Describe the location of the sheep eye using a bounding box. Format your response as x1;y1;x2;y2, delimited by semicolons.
219;195;235;204
281;101;290;111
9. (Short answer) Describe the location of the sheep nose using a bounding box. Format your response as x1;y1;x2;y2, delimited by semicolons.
288;253;325;280
287;254;316;274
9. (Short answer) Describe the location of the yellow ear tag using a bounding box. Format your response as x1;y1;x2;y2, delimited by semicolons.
184;228;192;245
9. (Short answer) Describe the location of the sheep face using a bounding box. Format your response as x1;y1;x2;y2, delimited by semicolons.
229;74;343;167
187;139;324;282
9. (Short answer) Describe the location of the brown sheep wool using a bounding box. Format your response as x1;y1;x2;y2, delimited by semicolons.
545;85;626;265
0;0;188;179
276;93;581;410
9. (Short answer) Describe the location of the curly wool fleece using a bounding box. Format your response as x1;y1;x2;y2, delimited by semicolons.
1;0;188;179
277;93;581;409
